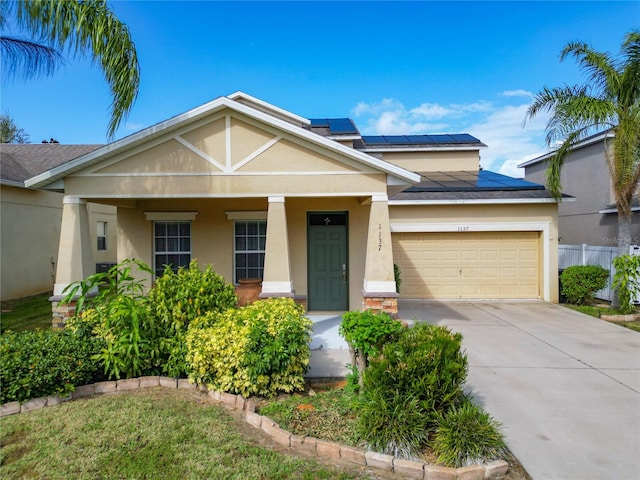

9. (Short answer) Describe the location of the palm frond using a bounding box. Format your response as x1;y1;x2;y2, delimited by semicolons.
0;36;64;79
561;41;618;98
544;129;587;199
15;0;140;139
618;30;640;109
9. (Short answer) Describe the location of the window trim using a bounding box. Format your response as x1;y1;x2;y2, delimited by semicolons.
153;220;192;277
233;219;267;284
97;221;107;251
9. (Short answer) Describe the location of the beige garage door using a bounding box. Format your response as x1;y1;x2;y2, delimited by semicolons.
392;231;539;299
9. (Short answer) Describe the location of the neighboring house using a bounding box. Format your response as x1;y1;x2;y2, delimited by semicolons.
519;130;640;247
25;92;559;320
0;144;117;300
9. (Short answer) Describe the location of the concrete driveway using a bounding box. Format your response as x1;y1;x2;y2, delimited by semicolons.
398;300;640;480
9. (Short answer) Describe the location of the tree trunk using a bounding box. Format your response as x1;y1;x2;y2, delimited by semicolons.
613;213;633;308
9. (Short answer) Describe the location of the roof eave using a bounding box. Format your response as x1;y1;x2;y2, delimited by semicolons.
389;197;572;206
518;130;615;168
26;94;421;188
361;144;486;153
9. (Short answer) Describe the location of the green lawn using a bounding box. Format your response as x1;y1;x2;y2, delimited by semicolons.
0;293;52;333
0;388;374;480
562;304;640;332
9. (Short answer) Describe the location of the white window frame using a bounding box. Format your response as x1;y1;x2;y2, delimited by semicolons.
153;221;192;277
234;220;266;283
97;221;107;251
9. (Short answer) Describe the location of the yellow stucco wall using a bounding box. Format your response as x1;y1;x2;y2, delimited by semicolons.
116;197;372;310
390;202;559;302
0;186;116;300
379;150;480;172
65;109;389;199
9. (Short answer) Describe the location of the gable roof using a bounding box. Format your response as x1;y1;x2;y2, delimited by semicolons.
0;144;102;187
518;130;615;168
25;93;421;189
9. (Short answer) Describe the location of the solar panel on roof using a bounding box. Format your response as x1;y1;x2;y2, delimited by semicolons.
361;136;386;144
328;118;358;134
406;170;545;193
362;133;482;146
310;119;329;127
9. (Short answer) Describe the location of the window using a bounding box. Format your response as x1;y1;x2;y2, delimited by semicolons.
154;221;191;277
97;221;107;251
234;220;266;282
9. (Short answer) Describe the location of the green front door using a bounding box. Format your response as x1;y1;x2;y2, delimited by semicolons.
308;213;348;311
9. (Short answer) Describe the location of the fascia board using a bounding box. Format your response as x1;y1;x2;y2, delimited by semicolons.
26;95;233;188
0;179;25;188
518;131;615;168
388;197;573;206
361;145;484;153
227;91;310;126
27;95;420;188
230;104;420;184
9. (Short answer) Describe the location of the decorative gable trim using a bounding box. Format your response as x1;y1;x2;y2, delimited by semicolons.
144;212;198;221
26;93;420;189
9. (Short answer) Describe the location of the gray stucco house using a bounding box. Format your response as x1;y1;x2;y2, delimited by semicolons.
519;130;640;248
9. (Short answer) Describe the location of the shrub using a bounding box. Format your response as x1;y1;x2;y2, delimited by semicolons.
355;324;467;455
560;265;609;305
612;254;640;314
148;260;237;377
63;259;162;379
355;390;429;458
0;329;101;404
432;399;506;467
362;323;468;421
186;297;312;397
339;309;403;386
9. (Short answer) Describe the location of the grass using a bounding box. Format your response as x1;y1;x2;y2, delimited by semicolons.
563;303;640;332
0;293;52;333
260;388;360;446
0;388;373;480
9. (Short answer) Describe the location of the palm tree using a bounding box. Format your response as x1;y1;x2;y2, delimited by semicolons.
526;30;640;260
0;0;139;139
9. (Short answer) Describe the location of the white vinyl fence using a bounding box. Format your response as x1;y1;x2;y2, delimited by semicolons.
558;244;640;302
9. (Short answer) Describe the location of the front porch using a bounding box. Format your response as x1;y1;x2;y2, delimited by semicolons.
51;194;399;323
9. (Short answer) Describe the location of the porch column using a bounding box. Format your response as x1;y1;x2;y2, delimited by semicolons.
50;197;95;327
260;196;294;298
362;194;398;317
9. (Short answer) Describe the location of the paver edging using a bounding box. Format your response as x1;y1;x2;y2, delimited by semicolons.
0;378;510;479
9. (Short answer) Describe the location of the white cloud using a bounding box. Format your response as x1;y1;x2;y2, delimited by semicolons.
352;94;551;178
409;103;454;119
500;89;534;98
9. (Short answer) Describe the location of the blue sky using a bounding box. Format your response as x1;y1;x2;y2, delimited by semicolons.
2;1;638;177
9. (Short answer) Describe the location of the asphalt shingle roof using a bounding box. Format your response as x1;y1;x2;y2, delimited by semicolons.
0;144;102;185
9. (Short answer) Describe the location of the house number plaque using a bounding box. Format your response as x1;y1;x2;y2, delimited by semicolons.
378;223;382;251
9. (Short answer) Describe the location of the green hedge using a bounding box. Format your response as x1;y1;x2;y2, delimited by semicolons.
0;329;101;404
186;297;312;397
357;323;468;457
561;265;609;305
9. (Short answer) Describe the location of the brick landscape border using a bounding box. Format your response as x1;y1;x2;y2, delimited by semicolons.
1;377;509;480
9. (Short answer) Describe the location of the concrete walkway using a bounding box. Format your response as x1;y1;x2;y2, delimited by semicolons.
397;300;640;480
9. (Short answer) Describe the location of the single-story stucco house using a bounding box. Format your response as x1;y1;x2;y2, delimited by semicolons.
24;92;559;321
0;144;117;301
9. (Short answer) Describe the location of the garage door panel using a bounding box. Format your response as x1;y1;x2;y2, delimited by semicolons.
393;231;539;299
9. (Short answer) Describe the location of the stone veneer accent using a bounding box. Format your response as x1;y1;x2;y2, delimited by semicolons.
50;297;77;329
0;378;509;480
363;294;398;318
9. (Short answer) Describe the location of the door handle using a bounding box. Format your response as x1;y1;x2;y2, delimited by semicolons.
342;264;347;283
